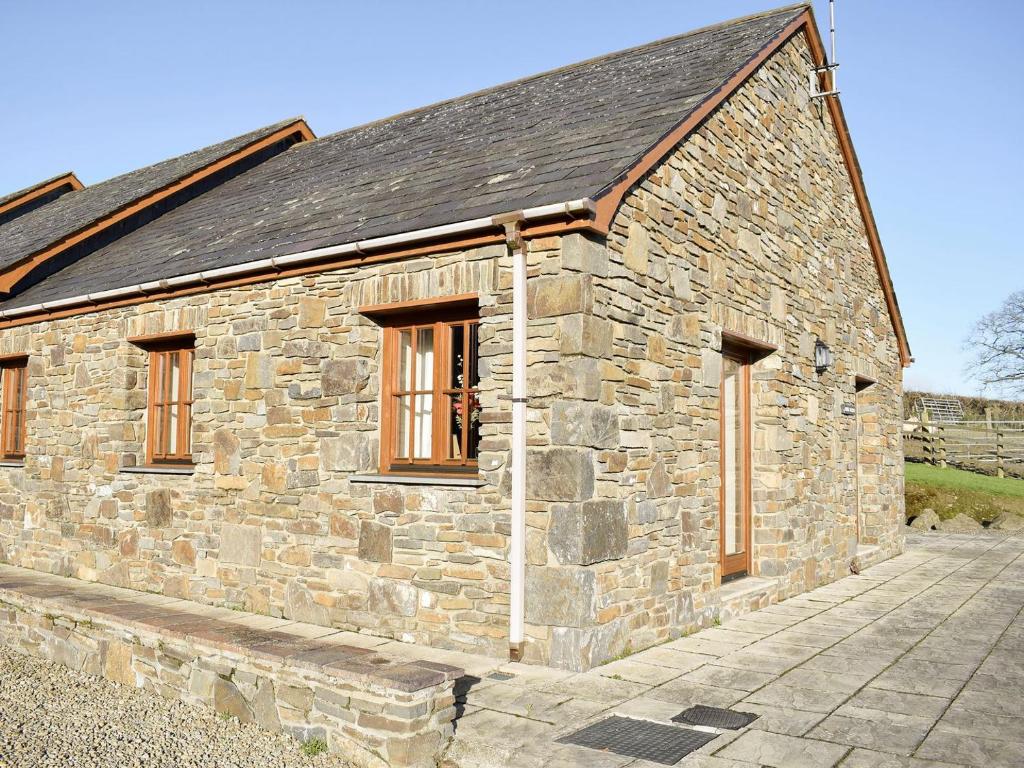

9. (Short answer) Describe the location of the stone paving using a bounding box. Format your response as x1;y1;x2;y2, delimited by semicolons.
444;531;1024;768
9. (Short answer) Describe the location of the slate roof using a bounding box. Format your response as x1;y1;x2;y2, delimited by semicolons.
0;173;76;210
1;5;805;309
0;118;303;274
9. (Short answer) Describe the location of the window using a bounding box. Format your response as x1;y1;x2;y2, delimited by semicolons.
146;343;194;465
0;357;28;460
380;309;480;474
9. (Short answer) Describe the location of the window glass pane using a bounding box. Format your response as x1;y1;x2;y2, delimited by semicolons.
182;350;193;401
398;330;412;391
152;354;165;406
413;393;433;459
468;323;479;387
395;395;410;459
181;404;191;455
450;324;465;389
153;406;164;457
448;394;463;460
170;352;181;403
722;357;745;558
467;391;480;460
415;328;433;391
168;403;178;454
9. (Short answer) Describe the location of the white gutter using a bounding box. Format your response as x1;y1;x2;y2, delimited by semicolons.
0;198;596;320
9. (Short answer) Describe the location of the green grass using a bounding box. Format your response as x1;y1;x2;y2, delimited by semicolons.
905;461;1024;523
906;462;1024;498
301;738;328;757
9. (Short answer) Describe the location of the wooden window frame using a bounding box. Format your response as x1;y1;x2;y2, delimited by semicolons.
719;346;753;582
379;306;480;477
130;333;195;467
0;356;28;461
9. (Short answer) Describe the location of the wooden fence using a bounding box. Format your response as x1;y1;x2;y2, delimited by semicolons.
904;414;1024;477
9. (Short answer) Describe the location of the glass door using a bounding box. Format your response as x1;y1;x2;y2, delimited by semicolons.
720;350;751;580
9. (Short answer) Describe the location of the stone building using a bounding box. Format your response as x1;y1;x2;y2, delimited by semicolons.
0;4;909;672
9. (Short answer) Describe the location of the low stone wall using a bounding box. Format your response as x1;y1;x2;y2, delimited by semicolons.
0;571;459;768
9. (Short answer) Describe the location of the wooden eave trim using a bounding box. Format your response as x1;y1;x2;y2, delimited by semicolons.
586;8;910;368
0;352;28;365
721;329;778;354
358;292;478;317
0;173;83;218
127;330;196;349
0;120;315;295
854;374;877;391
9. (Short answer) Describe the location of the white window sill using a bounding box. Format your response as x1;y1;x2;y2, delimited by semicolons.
349;473;485;488
0;461;24;468
119;465;195;476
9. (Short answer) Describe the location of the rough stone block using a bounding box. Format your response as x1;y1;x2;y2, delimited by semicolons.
526;448;594;502
244;353;274;389
368;578;418;618
549;500;627;565
623;221;649;273
145;489;171;527
527;274;591;318
213;428;241;475
284;580;331;626
213;677;253;723
525;566;596;627
358;520;393;563
322;358;369;396
558;314;613;358
220;523;261;567
321;433;371;472
549;617;630;671
550;400;619;448
561;233;608;277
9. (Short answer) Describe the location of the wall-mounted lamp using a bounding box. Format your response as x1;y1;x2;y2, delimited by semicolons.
814;339;833;374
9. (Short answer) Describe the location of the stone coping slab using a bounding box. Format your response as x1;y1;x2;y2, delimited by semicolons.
0;563;465;768
0;564;462;693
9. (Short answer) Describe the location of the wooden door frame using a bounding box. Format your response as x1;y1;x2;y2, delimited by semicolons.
719;347;752;581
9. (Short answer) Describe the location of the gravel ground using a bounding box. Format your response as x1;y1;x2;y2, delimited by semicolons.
0;645;350;768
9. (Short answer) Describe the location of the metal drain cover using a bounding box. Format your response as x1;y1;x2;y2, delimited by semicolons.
557;716;717;764
486;672;514;681
672;704;759;730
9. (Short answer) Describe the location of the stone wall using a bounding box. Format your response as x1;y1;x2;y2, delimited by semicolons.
0;243;529;659
519;32;904;669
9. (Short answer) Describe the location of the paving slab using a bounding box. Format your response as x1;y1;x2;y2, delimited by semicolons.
715;730;849;768
808;710;933;755
838;747;967;767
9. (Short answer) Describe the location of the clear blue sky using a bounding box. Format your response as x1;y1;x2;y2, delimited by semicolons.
3;1;1021;395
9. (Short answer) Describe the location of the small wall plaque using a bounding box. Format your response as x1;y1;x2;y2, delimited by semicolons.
841;403;856;416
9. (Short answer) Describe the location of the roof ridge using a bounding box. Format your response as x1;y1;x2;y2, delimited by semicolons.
0;171;81;206
303;4;809;147
79;117;305;187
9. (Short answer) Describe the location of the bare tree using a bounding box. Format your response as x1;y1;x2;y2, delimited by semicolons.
965;290;1024;396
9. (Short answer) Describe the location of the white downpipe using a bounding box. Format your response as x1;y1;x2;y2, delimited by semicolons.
0;199;595;320
509;225;528;658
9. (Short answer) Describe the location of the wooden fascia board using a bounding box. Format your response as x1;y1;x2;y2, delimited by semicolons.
0;173;84;219
588;9;911;367
0;120;314;295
